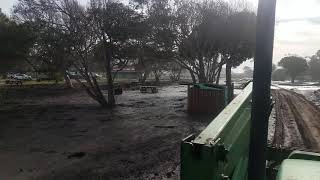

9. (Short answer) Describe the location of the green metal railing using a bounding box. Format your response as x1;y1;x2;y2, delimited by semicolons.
181;83;252;180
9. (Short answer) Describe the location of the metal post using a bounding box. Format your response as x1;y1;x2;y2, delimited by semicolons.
248;0;277;179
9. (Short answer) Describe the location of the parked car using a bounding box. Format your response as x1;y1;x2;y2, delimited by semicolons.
13;74;32;80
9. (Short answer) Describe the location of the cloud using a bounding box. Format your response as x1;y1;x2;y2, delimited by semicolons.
277;16;320;24
272;16;320;62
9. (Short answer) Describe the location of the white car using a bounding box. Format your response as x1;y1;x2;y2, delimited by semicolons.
13;74;32;80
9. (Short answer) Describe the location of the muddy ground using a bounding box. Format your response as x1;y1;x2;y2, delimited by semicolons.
2;82;320;180
0;84;214;180
270;85;320;152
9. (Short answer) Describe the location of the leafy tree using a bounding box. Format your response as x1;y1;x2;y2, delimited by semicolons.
14;0;145;107
173;0;256;86
278;56;308;83
130;0;256;87
146;0;177;84
13;0;78;86
272;63;277;72
272;68;287;81
175;0;224;83
221;10;256;100
0;11;34;73
243;66;253;78
14;0;109;105
309;50;320;82
89;0;146;106
130;0;177;84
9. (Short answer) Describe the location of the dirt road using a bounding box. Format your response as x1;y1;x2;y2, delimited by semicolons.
271;89;320;151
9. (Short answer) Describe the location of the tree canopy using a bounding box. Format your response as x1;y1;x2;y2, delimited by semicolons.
309;50;320;82
278;56;308;83
272;63;276;72
272;68;287;81
176;1;256;83
8;0;257;107
0;11;34;72
243;66;253;78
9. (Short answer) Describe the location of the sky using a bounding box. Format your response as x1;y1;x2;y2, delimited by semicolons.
1;0;320;66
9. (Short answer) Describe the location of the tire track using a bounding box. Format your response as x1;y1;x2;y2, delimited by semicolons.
272;90;305;149
284;90;320;150
272;89;320;151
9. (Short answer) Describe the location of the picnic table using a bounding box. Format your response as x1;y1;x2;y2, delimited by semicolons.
140;86;158;93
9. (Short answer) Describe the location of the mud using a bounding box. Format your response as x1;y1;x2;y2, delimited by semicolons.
271;89;320;151
0;85;214;180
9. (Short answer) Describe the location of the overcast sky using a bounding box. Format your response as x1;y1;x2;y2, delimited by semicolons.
1;0;320;65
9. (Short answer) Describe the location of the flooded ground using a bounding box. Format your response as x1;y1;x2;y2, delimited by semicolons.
0;84;215;180
1;81;320;180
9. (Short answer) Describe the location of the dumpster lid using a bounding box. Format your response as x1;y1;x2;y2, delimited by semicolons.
193;83;225;90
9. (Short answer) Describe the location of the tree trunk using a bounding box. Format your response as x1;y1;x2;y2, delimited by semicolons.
170;71;181;82
105;49;115;107
102;35;115;108
208;72;215;83
154;70;161;85
140;71;149;84
63;71;73;88
155;75;160;84
187;69;197;84
215;64;223;84
226;61;233;103
198;60;206;83
93;78;108;107
176;69;182;81
198;75;207;83
74;75;108;107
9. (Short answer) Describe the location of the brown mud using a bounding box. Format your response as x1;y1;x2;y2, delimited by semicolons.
271;89;320;151
0;85;213;180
